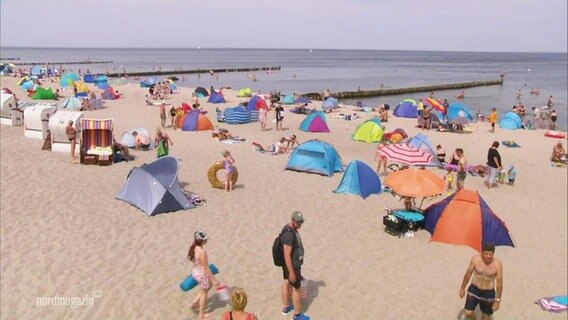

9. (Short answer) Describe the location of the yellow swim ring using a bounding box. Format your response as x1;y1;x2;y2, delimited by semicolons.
207;160;238;189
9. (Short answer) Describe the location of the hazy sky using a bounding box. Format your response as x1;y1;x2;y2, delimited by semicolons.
1;0;566;52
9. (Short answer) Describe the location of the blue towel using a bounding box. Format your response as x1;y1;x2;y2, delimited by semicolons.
180;264;219;292
553;296;568;306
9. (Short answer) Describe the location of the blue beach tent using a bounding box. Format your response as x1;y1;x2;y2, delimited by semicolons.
281;94;295;105
94;75;108;89
499;112;522;130
322;97;339;110
285;139;343;176
140;77;157;88
218;106;259;124
207;91;226;104
83;74;94;83
448;103;474;121
116;156;194;216
408;133;442;167
334;160;382;199
393;99;418;118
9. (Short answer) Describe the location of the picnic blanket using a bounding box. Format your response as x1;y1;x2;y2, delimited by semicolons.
221;137;246;144
535;296;568;313
502;140;521;148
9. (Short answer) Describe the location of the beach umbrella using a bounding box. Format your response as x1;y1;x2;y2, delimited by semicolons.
384;168;444;198
423;98;445;112
424;189;516;252
380;143;433;166
295;97;312;104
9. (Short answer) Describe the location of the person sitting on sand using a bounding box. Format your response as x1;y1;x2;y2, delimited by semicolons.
551;141;566;163
132;131;150;151
112;137;133;162
212;128;233;141
252;138;287;155
283;135;299;152
221;288;258;320
379;105;388;122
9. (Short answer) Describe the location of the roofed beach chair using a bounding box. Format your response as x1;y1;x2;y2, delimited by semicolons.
80;118;113;166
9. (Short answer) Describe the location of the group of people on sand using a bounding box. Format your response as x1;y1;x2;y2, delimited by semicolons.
253;135;299;155
187;210;311;320
148;81;172;100
258;95;286;132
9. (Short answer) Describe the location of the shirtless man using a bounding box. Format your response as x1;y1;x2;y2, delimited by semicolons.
66;120;77;161
456;148;467;191
459;242;503;320
132;131;150;151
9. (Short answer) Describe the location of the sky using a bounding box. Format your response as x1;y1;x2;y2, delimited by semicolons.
0;0;566;52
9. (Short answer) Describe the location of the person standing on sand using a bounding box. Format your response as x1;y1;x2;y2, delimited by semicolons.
485;141;502;189
159;103;166;128
278;211;310;320
422;107;432;130
459;242;503;320
488;108;497;133
375;142;388;176
222;150;235;192
169;106;177;129
275;103;285;131
66;120;77;162
456;148;467;191
259;96;269;131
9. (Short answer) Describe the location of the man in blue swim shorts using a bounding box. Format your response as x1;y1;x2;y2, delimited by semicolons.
459;242;503;320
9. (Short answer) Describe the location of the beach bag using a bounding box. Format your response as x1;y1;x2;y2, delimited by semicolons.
156;140;168;158
278;110;285;119
272;227;295;267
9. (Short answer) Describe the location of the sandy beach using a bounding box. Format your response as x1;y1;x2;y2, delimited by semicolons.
1;75;566;319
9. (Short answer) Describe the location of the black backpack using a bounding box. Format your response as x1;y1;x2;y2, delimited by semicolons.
272;227;295;267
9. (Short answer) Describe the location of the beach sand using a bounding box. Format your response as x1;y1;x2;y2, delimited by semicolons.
0;76;566;319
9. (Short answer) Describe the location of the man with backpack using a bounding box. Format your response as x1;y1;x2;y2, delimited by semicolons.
273;211;309;320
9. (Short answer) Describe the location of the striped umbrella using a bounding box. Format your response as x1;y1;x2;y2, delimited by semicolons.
380;143;433;166
423;98;445;112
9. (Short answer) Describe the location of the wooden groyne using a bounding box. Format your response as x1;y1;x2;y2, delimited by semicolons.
105;65;281;77
302;78;504;100
12;60;113;66
0;57;20;61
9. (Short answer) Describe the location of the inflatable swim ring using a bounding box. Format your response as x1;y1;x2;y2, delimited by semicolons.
544;131;566;139
207;160;238;189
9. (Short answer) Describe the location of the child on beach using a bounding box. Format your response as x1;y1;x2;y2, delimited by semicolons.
489;108;497;133
445;170;454;193
507;165;517;185
222;150;235;191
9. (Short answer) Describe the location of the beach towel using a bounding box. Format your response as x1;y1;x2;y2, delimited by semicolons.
535;296;568;313
252;142;278;155
221;138;246;144
502;140;521;148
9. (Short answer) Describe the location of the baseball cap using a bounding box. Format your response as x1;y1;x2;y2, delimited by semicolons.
194;230;209;241
291;211;305;224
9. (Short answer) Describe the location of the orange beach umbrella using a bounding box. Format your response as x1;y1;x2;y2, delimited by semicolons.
384;168;444;198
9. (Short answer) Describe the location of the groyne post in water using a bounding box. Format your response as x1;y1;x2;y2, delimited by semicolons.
105;65;281;77
301;78;504;100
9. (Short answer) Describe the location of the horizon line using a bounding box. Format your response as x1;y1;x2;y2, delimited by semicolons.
1;46;567;55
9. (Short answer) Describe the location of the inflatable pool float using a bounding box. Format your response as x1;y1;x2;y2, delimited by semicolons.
544;131;566;139
207;160;238;189
180;264;219;291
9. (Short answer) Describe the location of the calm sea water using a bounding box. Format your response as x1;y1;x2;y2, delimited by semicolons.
2;47;566;129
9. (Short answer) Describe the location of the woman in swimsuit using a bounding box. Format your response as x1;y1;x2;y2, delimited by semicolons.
422;107;431;130
66;120;77;161
222;150;235;191
375;142;388;176
188;231;221;320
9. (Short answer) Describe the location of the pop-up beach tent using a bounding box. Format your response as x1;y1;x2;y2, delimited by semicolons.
285;139;343;176
281;94;296;105
499;112;522;130
102;87;119;100
116;156;194;216
23;103;57;139
120;128;154;149
322;97;339;110
140;77;157;88
94;75;108;89
246;95;268;111
59;72;80;87
177;110;214;131
300;111;330;133
407;133;442;167
334;160;382;199
195;87;209;97
352;118;384;143
83;73;95;83
61;97;82;110
236;87;252;97
448;103;474;122
32;87;57;100
207;91;226;104
393;99;418;118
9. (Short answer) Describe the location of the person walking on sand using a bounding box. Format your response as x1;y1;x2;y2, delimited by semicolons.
278;211;310;320
485;141;502;189
66;120;77;161
159;103;167;128
187;230;223;320
456;148;467;191
222;150;235;192
375;142;388;176
459;242;503;320
259;96;269;131
169;106;177;129
488;108;497;133
155;128;173;158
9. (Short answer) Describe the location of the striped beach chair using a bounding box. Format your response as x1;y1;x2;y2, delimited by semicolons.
80;118;113;166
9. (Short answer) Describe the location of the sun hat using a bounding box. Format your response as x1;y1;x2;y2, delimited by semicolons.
291;211;305;224
194;230;209;241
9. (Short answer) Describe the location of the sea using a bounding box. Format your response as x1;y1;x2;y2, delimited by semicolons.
1;47;566;129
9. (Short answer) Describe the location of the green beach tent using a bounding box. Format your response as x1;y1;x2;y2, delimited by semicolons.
237;87;252;97
32;87;57;100
352;118;385;143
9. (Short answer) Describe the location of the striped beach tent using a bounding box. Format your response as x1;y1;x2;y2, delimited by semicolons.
80;118;113;165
